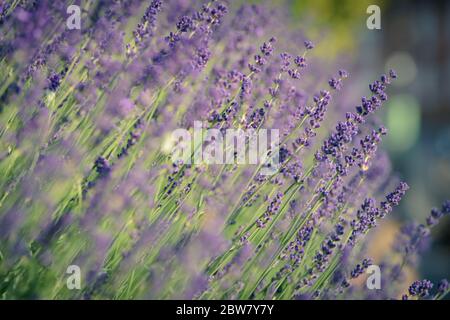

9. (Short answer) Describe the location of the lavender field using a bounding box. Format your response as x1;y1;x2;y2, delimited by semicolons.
0;0;449;300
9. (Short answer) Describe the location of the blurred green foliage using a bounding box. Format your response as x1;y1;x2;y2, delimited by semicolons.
235;0;389;58
385;95;421;154
290;0;388;58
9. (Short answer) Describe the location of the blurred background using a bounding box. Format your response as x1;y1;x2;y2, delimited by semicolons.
266;0;450;286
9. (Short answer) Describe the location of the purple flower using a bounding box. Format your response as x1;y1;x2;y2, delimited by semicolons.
358;127;387;170
256;192;284;228
380;181;409;216
442;200;450;214
260;37;276;56
94;157;111;177
304;40;314;50
408;279;433;297
133;0;162;46
328;77;341;90
176;16;194;33
192;47;211;69
437;279;449;294
389;69;397;79
47;72;61;91
350;258;372;278
294;56;306;68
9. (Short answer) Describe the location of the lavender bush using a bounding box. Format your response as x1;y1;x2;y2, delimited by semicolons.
0;0;448;300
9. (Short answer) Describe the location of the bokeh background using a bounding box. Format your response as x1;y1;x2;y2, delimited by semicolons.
275;0;450;286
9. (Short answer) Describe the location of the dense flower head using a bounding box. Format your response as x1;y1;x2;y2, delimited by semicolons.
442;200;450;214
408;279;433;297
350;258;373;278
437;279;449;294
177;16;195;32
260;37;276;56
47;72;61;91
294;55;306;68
304;40;314;50
328;70;348;91
94;156;111;177
133;0;163;46
381;181;409;215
